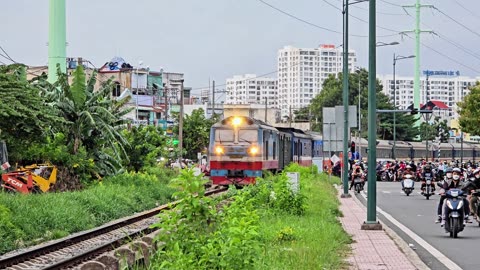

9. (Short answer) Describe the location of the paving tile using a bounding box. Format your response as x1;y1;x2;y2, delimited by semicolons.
338;190;417;270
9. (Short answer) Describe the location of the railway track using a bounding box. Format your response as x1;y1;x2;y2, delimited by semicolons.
0;187;228;270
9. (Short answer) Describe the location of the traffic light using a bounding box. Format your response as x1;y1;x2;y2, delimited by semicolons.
350;141;356;153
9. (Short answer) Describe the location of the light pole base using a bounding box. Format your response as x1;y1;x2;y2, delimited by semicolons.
341;193;352;198
361;221;382;230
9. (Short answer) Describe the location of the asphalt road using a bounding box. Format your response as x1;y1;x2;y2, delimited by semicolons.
357;181;480;270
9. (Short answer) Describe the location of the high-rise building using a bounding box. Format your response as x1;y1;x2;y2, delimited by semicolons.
225;74;278;107
277;44;357;118
379;73;479;122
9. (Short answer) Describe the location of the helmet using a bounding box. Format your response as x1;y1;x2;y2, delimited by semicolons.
445;168;453;173
452;168;462;174
473;168;480;175
406;165;412;169
424;165;431;171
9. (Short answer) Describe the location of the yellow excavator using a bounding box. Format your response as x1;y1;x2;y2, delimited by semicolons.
1;164;57;193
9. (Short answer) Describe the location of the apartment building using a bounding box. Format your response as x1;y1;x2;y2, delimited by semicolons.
225;74;278;107
277;44;357;118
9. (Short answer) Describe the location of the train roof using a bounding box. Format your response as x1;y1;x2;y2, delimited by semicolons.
212;116;277;131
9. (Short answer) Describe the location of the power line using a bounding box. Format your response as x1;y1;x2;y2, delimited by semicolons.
404;12;480;64
403;34;480;74
256;0;397;38
0;45;15;62
433;6;480;40
379;0;402;7
451;0;480;21
320;0;402;33
333;0;407;15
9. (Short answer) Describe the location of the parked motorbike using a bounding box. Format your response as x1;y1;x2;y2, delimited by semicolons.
402;174;415;196
444;189;466;238
422;176;435;200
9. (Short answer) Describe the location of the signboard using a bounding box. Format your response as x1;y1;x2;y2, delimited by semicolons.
286;172;300;194
322;106;357;152
423;70;460;76
320;44;335;49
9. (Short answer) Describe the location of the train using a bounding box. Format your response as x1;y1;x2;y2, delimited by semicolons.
208;116;480;185
208;116;320;185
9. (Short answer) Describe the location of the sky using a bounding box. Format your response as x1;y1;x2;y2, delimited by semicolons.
1;0;480;98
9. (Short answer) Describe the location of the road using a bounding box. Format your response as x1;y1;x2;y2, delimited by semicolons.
356;182;480;270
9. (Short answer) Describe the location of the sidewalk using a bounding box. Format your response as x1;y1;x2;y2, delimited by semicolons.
338;190;422;270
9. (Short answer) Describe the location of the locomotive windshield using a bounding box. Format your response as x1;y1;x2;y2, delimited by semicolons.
215;129;234;142
238;129;258;143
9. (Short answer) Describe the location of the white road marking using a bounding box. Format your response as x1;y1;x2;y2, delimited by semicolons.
360;192;463;270
382;191;391;194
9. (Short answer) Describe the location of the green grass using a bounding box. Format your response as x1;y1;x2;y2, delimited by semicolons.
255;172;351;270
0;169;176;255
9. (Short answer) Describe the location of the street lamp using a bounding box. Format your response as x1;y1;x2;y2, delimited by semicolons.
392;54;415;159
377;41;400;47
341;0;369;198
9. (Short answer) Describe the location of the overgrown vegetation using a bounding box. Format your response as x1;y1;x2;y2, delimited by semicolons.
150;165;350;269
0;169;176;255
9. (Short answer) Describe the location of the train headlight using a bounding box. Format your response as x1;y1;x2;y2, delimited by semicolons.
248;146;259;155
215;146;224;155
232;117;243;127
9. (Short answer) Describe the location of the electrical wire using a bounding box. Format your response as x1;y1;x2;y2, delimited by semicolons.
433;6;480;40
320;0;402;33
0;45;15;62
403;34;480;74
332;0;407;16
451;0;480;21
378;0;403;8
256;0;398;38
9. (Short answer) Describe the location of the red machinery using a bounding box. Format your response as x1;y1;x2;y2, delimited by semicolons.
1;171;34;194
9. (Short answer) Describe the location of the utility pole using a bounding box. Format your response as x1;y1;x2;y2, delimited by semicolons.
48;0;67;83
401;0;434;114
179;80;185;163
264;97;268;123
289;105;292;127
358;79;361;157
342;0;351;198
362;0;382;230
212;80;215;116
163;83;168;122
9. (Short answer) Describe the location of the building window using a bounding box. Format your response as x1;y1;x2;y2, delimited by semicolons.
112;82;121;97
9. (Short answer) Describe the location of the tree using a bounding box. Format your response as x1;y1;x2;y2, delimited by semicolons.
293;107;310;121
419;118;449;142
458;82;480;135
0;64;62;162
122;125;167;172
173;109;218;160
46;65;132;176
308;68;420;141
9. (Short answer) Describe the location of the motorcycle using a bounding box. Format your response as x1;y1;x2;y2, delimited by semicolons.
443;189;466;238
353;177;364;194
422;176;435;200
402;174;415;196
471;189;480;227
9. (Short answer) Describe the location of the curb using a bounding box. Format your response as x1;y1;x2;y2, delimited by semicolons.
335;185;430;270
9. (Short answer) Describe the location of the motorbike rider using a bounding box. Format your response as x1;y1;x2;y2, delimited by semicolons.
438;168;471;225
349;162;364;190
420;164;436;194
466;168;480;220
401;165;415;190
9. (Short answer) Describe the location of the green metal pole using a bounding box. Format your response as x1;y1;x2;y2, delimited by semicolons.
366;0;378;224
413;0;420;111
48;0;67;83
342;0;350;197
393;54;396;160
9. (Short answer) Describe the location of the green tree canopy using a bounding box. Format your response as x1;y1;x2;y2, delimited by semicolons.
458;82;480;135
0;64;63;161
173;109;218;160
308;68;420;141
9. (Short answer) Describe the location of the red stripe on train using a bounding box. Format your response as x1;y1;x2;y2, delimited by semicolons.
210;160;279;170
